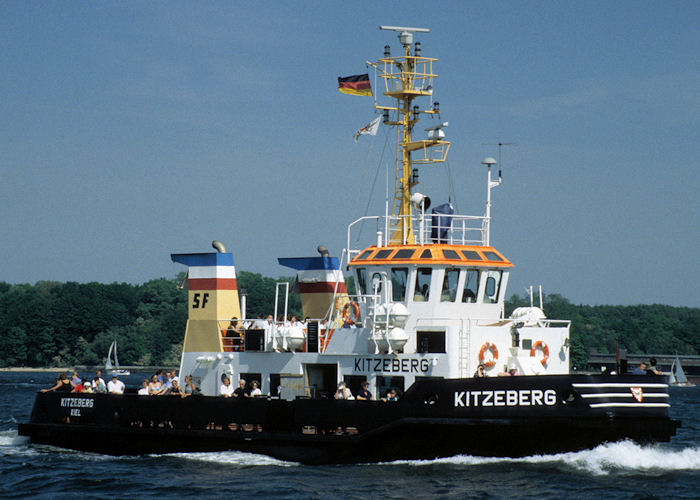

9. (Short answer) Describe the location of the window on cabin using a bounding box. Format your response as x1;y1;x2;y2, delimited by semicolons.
393;249;415;259
356;268;368;295
443;249;460;260
413;268;432;302
391;268;408;302
377;375;404;398
441;268;459;302
483;251;502;262
420;249;432;259
373;249;393;259
462;269;480;303
483;270;503;303
417;331;446;353
462;250;482;260
356;250;373;260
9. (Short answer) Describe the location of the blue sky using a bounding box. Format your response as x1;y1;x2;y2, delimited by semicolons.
1;1;698;306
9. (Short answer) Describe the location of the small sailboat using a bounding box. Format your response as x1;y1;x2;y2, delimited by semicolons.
106;340;130;376
668;355;694;387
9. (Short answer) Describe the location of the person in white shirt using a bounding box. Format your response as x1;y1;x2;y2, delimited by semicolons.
137;379;149;395
107;375;125;394
250;380;262;397
220;376;234;398
94;369;106;391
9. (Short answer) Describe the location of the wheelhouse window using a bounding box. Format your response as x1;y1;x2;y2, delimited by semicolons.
355;268;368;295
462;269;479;303
483;251;502;262
413;268;432;301
462;250;482;261
393;249;415;259
441;268;459;302
391;268;408;302
373;249;393;260
483;270;503;304
443;249;460;260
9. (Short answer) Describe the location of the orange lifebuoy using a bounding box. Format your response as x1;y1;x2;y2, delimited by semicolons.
342;301;360;325
530;340;549;366
478;342;498;368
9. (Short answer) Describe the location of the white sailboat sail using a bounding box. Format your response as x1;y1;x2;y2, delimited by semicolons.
114;341;120;369
673;356;689;384
105;341;115;370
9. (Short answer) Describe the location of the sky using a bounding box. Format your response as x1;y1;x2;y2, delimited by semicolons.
1;1;698;307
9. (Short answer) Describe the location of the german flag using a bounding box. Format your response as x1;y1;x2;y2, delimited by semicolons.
338;74;372;96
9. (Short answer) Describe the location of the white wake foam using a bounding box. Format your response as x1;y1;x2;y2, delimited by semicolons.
165;450;298;467
0;430;29;447
389;440;700;475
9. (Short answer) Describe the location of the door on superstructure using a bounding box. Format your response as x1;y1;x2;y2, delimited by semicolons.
304;363;337;399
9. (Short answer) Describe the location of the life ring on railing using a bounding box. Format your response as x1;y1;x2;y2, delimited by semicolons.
530;340;549;366
478;342;498;368
342;301;360;325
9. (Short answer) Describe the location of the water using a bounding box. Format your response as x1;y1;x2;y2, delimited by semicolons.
1;371;698;499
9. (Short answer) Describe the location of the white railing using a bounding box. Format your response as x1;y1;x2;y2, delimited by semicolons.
347;213;489;258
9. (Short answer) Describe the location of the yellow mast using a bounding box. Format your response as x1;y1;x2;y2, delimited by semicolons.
368;26;450;245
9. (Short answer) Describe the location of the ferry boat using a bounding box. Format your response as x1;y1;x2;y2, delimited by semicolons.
19;26;680;464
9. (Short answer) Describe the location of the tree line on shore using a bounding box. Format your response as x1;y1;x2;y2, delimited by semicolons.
0;275;697;369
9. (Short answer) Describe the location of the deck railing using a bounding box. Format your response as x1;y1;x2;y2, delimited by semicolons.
347;213;489;259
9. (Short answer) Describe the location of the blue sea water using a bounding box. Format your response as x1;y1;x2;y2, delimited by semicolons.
1;371;698;499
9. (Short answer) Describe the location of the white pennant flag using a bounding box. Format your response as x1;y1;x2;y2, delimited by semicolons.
353;115;381;142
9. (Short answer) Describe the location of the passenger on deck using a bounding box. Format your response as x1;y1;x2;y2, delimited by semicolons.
183;375;197;396
252;314;266;330
632;361;648;375
138;379;149;395
250;380;262;397
234;379;250;398
82;381;93;393
356;381;373;400
92;376;107;393
647;358;663;375
72;379;85;393
381;388;398;402
170;379;184;396
108;375;125;394
171;369;179;385
155;369;164;384
474;364;487;377
227;317;244;337
334;382;354;400
94;370;106;390
498;367;519;376
148;374;163;395
41;373;73;393
163;371;174;391
220;376;234;398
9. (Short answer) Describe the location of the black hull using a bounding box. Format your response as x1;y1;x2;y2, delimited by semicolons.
19;375;680;465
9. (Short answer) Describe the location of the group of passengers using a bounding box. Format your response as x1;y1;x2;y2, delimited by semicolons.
138;369;198;397
42;368;199;396
219;376;263;398
632;358;664;375
333;381;398;402
226;314;310;336
42;369;126;394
